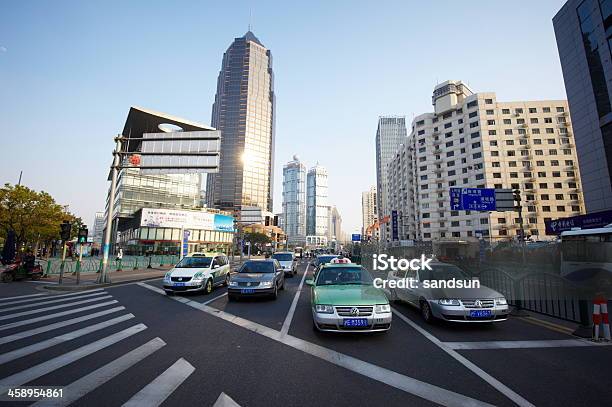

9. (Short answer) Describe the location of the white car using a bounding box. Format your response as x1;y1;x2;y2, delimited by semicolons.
272;251;297;276
163;253;231;295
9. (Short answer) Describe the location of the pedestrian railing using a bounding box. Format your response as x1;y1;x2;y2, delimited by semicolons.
43;255;180;275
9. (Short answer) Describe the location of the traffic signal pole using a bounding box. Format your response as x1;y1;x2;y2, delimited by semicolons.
99;136;121;284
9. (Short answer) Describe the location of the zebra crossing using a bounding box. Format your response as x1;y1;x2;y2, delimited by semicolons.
0;289;196;406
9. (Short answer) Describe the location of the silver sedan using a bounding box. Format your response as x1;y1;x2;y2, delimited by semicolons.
388;262;509;323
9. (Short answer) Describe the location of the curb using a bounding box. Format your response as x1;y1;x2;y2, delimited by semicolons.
40;274;165;292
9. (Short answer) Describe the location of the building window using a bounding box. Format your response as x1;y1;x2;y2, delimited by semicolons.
485;98;493;104
529;108;537;113
467;100;478;108
489;130;497;135
487;120;496;125
486;109;494;115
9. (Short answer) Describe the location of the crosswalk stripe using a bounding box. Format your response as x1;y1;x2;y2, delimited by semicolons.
0;300;119;332
0;295;113;322
0;291;107;313
0;314;135;365
0;293;46;302
32;337;167;407
0;323;147;395
0;289;105;307
122;358;195;407
0;306;126;345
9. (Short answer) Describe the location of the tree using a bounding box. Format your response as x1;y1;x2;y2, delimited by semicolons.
244;232;271;246
0;183;79;251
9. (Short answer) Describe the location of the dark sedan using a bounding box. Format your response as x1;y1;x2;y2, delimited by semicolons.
228;259;285;300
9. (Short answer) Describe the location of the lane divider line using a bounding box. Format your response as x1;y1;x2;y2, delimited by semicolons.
137;281;494;407
441;338;609;350
392;309;535;407
514;316;575;335
280;263;310;337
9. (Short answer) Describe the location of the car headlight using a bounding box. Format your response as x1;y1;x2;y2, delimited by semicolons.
438;298;461;306
192;272;204;281
164;272;172;281
228;281;238;287
375;304;391;313
260;281;273;288
496;297;507;305
315;304;334;314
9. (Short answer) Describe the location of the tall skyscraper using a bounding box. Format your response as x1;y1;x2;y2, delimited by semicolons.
306;165;328;237
554;0;612;212
326;205;342;242
375;116;407;242
206;31;275;217
361;185;378;239
386;80;584;242
92;212;105;245
282;155;307;245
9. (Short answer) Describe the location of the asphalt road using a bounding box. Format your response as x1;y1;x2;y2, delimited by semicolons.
0;260;611;407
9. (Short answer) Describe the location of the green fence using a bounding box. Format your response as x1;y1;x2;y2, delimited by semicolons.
43;255;180;275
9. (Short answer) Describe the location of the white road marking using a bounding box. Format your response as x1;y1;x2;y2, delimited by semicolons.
122;358;195;407
0;314;135;364
0;288;104;307
203;292;228;305
32;337;167;407
0;293;46;302
280;263;310;337
0;323;147;395
443;339;609;350
392;309;535;407
0;295;113;321
213;392;241;407
137;282;494;407
0;291;106;312
0;300;119;331
0;306;126;345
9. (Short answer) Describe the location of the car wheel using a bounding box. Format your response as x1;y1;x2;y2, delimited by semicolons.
420;301;434;323
1;272;14;283
293;269;297;275
280;278;285;290
223;272;230;287
204;279;213;295
271;283;278;300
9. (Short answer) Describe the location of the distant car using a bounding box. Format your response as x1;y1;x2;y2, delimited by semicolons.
306;260;392;333
388;261;509;323
163;253;230;295
228;259;285;300
313;255;339;275
272;251;297;276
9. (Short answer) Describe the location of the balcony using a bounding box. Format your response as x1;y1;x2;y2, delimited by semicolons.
564;165;575;171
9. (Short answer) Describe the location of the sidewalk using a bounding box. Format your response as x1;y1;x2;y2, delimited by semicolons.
41;266;171;291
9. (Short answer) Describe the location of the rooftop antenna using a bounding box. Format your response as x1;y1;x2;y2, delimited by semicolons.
248;9;252;31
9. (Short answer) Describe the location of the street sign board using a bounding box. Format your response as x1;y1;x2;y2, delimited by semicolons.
351;234;361;242
449;188;496;211
182;230;190;257
545;209;612;235
391;210;399;241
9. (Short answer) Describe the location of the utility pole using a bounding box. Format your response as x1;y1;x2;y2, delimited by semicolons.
99;136;122;284
17;171;22;186
513;189;526;265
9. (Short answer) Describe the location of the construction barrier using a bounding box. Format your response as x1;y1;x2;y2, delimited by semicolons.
592;295;611;341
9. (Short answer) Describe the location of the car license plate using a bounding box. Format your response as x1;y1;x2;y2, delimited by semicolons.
470;310;492;318
241;289;255;294
173;282;185;287
343;318;368;327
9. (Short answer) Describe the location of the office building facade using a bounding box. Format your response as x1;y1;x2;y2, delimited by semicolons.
206;31;276;217
326;205;342;242
375;116;407;242
282;155;307;245
386;80;584;242
361;185;379;239
306;165;328;237
554;0;612;212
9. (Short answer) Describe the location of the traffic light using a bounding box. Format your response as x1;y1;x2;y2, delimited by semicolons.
60;221;72;241
77;227;88;244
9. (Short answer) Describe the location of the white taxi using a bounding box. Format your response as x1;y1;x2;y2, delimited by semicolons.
163;253;231;295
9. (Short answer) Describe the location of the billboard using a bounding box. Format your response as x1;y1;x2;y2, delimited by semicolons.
391;210;399;241
545;209;612;235
140;208;234;232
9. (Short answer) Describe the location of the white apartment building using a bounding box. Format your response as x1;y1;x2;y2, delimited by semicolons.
306;164;329;238
387;80;584;242
361;186;379;239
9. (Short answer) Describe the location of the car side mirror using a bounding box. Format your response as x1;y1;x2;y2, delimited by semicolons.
212;264;219;269
306;279;315;286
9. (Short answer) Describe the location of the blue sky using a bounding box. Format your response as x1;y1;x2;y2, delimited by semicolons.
0;0;568;234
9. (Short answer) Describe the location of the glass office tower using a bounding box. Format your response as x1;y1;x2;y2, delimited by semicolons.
206;31;276;217
282;155;306;245
306;165;328;237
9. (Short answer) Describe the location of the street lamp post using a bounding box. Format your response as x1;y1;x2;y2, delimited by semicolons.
99;135;122;284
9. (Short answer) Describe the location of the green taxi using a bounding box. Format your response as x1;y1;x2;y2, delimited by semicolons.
305;260;392;332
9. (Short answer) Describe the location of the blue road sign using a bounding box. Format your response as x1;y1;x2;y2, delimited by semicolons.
351;234;361;242
449;188;497;211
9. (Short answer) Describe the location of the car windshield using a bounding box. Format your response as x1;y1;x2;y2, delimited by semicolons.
272;253;293;261
239;261;275;274
315;266;373;286
418;264;469;281
317;255;338;264
175;257;212;268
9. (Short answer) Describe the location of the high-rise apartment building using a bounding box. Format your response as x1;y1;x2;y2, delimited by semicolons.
206;31;275;217
554;0;612;212
375;116;407;242
306;165;328;237
387;80;584;241
361;186;379;239
282;155;307;245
